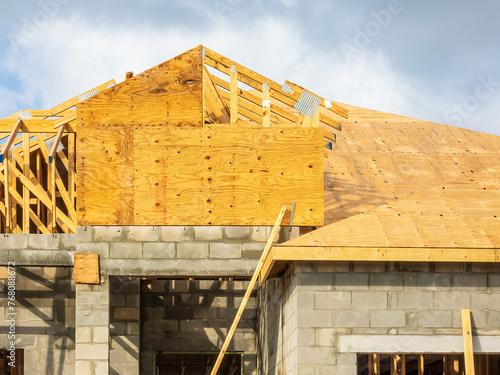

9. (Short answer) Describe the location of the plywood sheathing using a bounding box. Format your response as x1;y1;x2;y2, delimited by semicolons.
324;111;500;225
284;164;500;249
78;126;324;226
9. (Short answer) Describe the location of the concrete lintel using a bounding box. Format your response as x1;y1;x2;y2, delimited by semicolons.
338;335;500;353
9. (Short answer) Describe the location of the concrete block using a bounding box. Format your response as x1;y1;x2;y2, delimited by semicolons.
335;311;369;328
353;262;385;273
94;360;110;374
370;274;405;290
297;346;336;365
75;343;109;360
93;326;110;343
434;291;470;310
127;226;159;242
110;243;142;258
370;310;406;328
93;226;124;242
161;226;192;242
29;234;60;249
77;291;109;306
352;291;387;309
242;243;265;258
489;274;500;288
114;307;139;321
76;308;109;326
224;226;250;240
334;273;369;290
297;309;332;328
491;311;500;327
177;243;209;259
0;234;28;249
251;226;272;242
452;274;488;289
210;243;242;259
315;291;351;310
75;360;92;375
143;242;175;258
126;294;140;308
193;226;223;241
297;272;333;290
417;311;452;328
76;242;109;258
471;263;500;273
279;227;300;243
317;262;350;273
76;327;92;343
417;274;452;290
314;328;340;347
471;293;500;310
397;292;433;310
398;262;430;272
435;263;462;273
169;279;190;293
76;226;92;242
470;310;489;329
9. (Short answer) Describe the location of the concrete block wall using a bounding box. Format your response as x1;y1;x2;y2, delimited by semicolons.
76;225;299;277
264;261;500;374
109;276;141;375
258;266;297;375
141;278;258;374
0;266;75;374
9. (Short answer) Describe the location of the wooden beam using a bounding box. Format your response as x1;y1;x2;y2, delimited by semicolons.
0;119;23;162
285;80;349;119
401;354;406;375
23;133;30;233
462;309;475;375
0;119;76;133
53;113;76;129
49;125;65;164
230;65;238;126
210;205;287;375
262;82;271;127
418;354;424;375
273;246;499;263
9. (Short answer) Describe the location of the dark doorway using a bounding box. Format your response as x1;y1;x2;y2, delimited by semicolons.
155;352;242;375
0;349;24;375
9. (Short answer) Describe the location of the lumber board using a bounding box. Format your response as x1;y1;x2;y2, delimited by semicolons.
461;309;475;375
272;246;499;262
210;205;287;375
78;46;203;126
74;253;100;284
0;119;76;133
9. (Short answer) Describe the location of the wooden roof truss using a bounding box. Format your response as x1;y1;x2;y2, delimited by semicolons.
201;47;347;150
0;80;116;233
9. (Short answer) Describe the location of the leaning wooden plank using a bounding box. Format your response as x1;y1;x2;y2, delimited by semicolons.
74;254;100;284
262;83;271;127
462;309;475;375
210;205;287;375
53;113;76;129
49;125;65;164
204;67;230;122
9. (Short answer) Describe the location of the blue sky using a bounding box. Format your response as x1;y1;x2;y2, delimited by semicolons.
1;0;499;135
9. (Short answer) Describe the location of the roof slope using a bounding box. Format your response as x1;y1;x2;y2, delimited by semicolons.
324;106;500;225
286;164;500;248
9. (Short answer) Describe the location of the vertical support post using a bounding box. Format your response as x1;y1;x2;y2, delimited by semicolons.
51;161;56;233
23;132;30;233
262;82;271;127
401;354;406;375
418;354;424;375
391;355;399;375
36;150;42;233
3;155;10;233
68;133;76;212
312;107;320;127
462;309;475;375
230;65;238;126
373;354;380;375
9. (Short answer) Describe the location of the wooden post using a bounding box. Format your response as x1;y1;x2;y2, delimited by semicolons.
230;65;238;126
462;309;475;375
373;354;380;375
401;354;406;374
209;205;287;375
23;132;30;232
418;354;424;375
262;82;270;127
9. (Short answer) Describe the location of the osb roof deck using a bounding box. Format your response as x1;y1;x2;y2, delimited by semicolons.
261;106;500;281
0;45;348;233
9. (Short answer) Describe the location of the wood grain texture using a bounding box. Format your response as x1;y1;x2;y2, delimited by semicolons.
78;46;203;127
78;125;323;226
74;253;100;284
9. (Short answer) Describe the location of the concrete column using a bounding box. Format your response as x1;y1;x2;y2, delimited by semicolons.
75;276;110;375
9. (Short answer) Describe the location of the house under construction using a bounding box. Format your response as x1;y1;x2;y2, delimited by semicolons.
0;45;499;374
